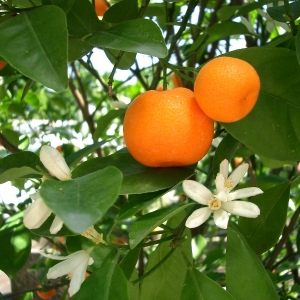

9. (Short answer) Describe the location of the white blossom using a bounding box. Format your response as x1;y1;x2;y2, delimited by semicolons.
183;159;263;229
41;248;94;297
23;145;71;233
81;226;104;244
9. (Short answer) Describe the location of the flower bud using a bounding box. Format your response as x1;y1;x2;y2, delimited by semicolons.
40;145;71;181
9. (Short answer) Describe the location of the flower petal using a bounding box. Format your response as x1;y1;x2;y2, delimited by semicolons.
227;187;263;201
215;173;225;193
40;145;71;181
275;21;290;31
213;209;229;229
46;251;90;279
185;207;212;228
219;159;229;178
50;215;64;234
222;201;260;218
23;194;52;229
227;163;249;191
182;180;211;205
68;256;91;296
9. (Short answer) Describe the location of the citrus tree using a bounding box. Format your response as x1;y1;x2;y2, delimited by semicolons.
0;0;300;299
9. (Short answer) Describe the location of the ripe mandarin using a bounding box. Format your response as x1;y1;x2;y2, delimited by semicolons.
194;56;260;123
0;61;6;70
36;287;56;299
123;87;214;167
95;0;109;16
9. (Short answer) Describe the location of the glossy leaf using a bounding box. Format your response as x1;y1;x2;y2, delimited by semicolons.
118;189;169;220
104;49;136;70
65;140;109;168
40;167;123;233
0;152;43;183
180;268;236;300
64;0;107;37
119;248;140;280
239;182;290;254
72;151;196;195
224;47;300;161
93;109;126;140
213;134;240;177
267;2;300;23
0;6;68;92
68;36;93;62
129;203;193;249
0;213;31;277
226;222;279;300
73;254;129;300
103;0;138;23
87;19;168;58
139;211;192;300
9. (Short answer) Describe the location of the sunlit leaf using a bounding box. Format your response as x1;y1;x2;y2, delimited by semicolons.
0;6;68;92
87;19;168;58
226;222;279;300
0;213;31;278
40;167;123;233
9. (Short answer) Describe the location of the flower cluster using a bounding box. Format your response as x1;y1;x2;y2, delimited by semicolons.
183;159;263;229
23;145;71;234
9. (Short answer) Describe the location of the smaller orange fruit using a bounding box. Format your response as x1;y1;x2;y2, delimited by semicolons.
95;0;109;16
194;56;260;123
123;87;214;167
36;287;56;299
0;61;6;70
171;73;184;88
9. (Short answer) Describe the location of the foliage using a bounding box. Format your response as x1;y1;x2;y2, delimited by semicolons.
0;0;300;299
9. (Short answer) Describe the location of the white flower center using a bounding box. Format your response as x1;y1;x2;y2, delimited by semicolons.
208;198;222;210
224;178;233;190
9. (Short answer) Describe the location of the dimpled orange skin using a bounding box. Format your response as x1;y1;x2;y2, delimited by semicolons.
123;87;214;167
194;56;260;123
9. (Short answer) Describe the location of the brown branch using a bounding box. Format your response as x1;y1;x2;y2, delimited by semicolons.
0;132;21;153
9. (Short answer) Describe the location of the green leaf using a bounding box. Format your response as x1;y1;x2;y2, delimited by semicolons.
0;213;31;278
239;182;290;254
226;222;279;300
73;254;129;300
129;203;193;249
217;6;240;21
65;0;108;37
87;19;168;58
139;211;192;300
72;151;195;195
0;152;43;183
65;140;109;168
118;189;169;220
103;0;138;23
296;29;300;67
181;268;236;300
206;21;252;44
223;47;300;161
119;248;140;280
267;2;300;23
40;167;123;233
104;49;136;70
68;36;93;62
0;6;68;92
213;134;240;177
93;109;126;140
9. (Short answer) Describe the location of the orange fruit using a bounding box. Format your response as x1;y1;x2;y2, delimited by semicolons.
194;56;260;123
123;87;214;167
0;61;6;70
171;73;184;88
36;287;56;299
95;0;109;16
